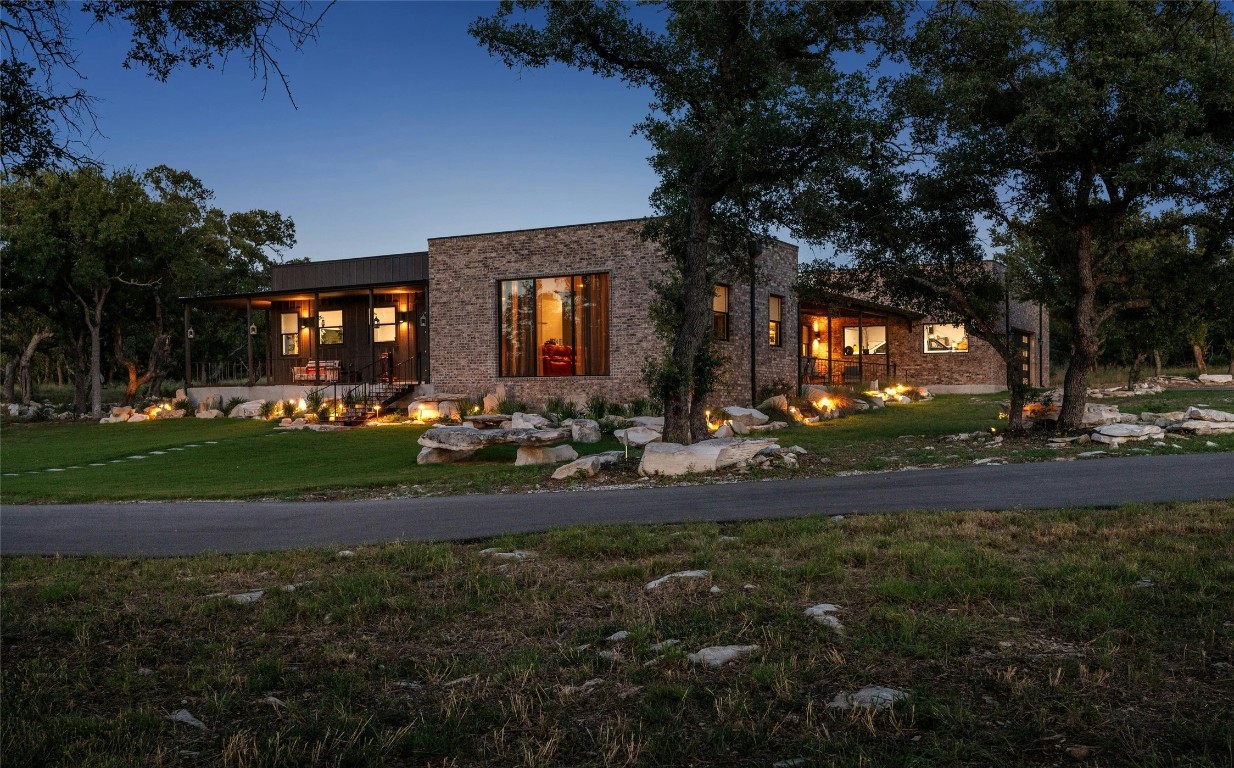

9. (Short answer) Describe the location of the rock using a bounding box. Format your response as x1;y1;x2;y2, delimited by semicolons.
1082;403;1122;426
437;401;460;421
1198;373;1234;383
489;550;535;560
748;421;788;432
713;424;734;438
511;412;551;429
337;550;356;558
1077;450;1106;458
229;590;264;604
482;393;500;413
788;445;808;454
126;413;149;423
688;645;760;667
649;639;679;651
729;419;750;436
1184;406;1234;423
175;388;187;402
645;570;710;590
228;400;265;418
709;585;722;594
280;418;292;426
897;395;912;405
757;394;788;413
867;396;885;408
804;604;845;634
1090;423;1165;446
419;425;569;454
828;685;908;711
515;444;578;466
164;409;186;419
261;696;287;708
721;407;769;429
195;409;222;419
417;447;479;464
551;451;623;480
198;394;223;412
606;631;631;642
615;426;663;447
570;419;602;443
111;406;134;418
639;438;779;477
169;709;207;730
560;677;606;695
1171;419;1234;435
1206;441;1220;448
626;416;665;429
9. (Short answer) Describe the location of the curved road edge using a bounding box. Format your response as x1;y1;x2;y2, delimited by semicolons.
3;452;1233;557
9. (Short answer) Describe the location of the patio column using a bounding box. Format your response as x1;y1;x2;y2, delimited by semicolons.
368;288;375;382
826;310;833;385
183;304;192;386
313;292;320;386
886;318;893;384
246;298;255;386
857;309;864;386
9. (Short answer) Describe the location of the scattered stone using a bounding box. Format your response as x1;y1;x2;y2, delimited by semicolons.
597;650;619;662
511;412;551;429
828;685;908;711
772;759;808;768
720;407;770;429
442;674;478;687
560;678;605;695
229;590;264;604
606;631;631;642
687;644;760;667
228;400;265;418
717;535;740;542
649;639;679;651
757;394;789;413
615;425;663;447
830;515;845;521
713;424;734;438
867;395;885;408
748;421;789;432
1198;373;1234;384
482;393;500;413
416;447;478;464
137;667;154;676
1081;403;1123;426
645;569;709;590
1133;577;1155;588
195;409;222;419
514;444;578;466
261;696;287;708
417;425;570;464
709;585;722;594
1090;423;1165;447
804;603;845;634
743;584;757;591
486;550;535;561
551;450;624;480
639;437;779;477
972;457;1005;466
570;418;602;443
126;413;149;423
169;709;207;730
1206;441;1220;448
337;550;356;558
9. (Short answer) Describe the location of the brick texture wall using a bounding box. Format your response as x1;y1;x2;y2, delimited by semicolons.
427;220;798;407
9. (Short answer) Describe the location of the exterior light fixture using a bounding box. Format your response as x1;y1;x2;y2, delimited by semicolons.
249;324;258;336
186;328;195;340
300;316;315;329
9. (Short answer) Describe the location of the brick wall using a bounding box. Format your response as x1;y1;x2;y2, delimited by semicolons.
426;220;798;407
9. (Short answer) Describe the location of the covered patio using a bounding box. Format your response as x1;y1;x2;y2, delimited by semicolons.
799;293;923;390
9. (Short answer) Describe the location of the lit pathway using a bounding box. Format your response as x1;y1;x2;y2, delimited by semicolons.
4;452;1232;557
1;441;221;477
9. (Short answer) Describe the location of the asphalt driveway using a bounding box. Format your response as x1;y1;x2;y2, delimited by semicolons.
2;452;1232;556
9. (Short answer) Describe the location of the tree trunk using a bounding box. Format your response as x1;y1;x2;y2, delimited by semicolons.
18;329;54;405
1;360;15;403
1128;353;1146;390
70;334;89;414
1005;353;1025;433
1153;349;1162;378
1058;227;1098;430
662;184;716;445
1192;343;1207;375
113;326;156;405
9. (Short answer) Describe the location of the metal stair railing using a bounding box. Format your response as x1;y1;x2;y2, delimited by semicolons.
306;356;417;424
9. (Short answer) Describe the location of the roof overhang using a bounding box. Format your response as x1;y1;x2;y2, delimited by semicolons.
180;281;426;309
799;291;926;320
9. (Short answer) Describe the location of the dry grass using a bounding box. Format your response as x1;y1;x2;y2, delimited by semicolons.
4;501;1233;766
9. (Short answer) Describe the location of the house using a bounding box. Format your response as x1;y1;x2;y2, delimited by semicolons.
181;219;1046;413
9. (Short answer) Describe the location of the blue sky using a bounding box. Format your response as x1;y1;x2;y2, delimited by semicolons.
71;1;676;262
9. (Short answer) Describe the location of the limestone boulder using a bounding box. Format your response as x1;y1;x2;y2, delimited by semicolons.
417;447;478;464
164;408;186;419
828;686;908;711
1170;419;1234;435
511;412;551;429
418;425;569;452
757;394;788;413
615;426;662;447
801;385;829;402
721;407;769;429
1184;406;1234;423
515;444;579;466
110;406;134;419
228;400;265;418
867;396;885;409
552;451;624;480
1082;403;1122;426
713;424;734;438
1090;423;1165;446
464;414;509;429
626;416;665;430
195;409;222;419
639;437;779;477
482;393;500;413
1198;373;1234;384
126;413;149;423
437;400;460;422
570;418;602;443
688;645;759;668
198;394;222;412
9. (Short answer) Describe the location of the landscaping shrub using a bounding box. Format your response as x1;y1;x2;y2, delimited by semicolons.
258;401;277;419
627;396;661;417
316;406;330;422
543;396;581;420
173;398;192;412
496;397;529;415
306;390;324;414
282;400;297;418
224;396;245;415
585;394;615;421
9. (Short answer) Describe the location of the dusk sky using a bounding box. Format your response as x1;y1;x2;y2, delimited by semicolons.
69;2;830;263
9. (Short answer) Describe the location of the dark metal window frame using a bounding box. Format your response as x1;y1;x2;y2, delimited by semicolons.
713;283;730;341
842;324;888;355
318;308;344;346
279;312;300;357
496;271;612;378
923;322;969;354
371;304;398;344
769;293;784;347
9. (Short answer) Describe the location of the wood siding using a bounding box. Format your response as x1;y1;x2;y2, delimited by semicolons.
271;252;428;292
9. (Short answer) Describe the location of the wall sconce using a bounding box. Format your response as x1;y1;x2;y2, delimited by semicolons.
418;314;427;328
249;324;258;336
300;315;316;329
186;327;195;340
397;310;412;324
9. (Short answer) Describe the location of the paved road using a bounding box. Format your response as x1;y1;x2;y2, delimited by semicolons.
3;452;1233;557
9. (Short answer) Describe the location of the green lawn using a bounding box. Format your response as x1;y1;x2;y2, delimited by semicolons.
2;390;1232;504
3;501;1231;766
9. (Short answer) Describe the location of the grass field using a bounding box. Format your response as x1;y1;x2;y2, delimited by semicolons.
3;501;1232;766
3;390;1233;504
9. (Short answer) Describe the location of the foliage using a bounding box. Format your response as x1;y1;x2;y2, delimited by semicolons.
472;1;903;443
1;0;332;174
495;397;529;416
305;390;324;414
258;400;277;419
626;396;660;418
584;394;616;422
541;396;580;421
890;0;1234;428
281;400;296;419
172;398;191;412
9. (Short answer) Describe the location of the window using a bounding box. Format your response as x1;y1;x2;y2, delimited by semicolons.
924;323;968;353
768;295;783;346
280;313;300;356
372;307;396;343
499;273;610;377
318;310;343;345
842;325;887;355
713;284;730;340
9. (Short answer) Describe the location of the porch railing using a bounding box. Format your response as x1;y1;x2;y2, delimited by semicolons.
800;357;897;390
305;355;418;422
193;360;264;385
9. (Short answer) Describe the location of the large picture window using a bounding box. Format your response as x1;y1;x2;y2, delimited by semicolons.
499;273;610;377
372;307;396;343
280;313;300;356
318;310;343;345
768;294;783;346
842;325;887;355
713;284;730;341
924;323;968;353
